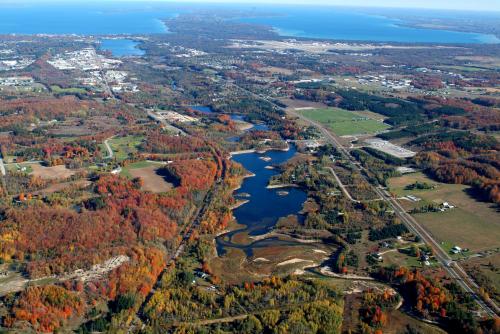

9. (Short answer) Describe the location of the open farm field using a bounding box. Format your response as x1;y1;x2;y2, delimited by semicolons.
49;116;121;136
32;179;92;196
279;98;329;110
297;107;390;136
388;173;500;252
122;161;172;193
30;163;78;180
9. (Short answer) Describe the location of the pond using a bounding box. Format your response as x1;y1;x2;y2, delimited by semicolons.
191;105;269;134
100;38;145;57
216;145;307;257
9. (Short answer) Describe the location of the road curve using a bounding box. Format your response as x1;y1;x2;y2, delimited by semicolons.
103;137;114;159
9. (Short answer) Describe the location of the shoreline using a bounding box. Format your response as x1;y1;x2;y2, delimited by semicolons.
266;183;299;189
230;199;249;210
249;231;321;244
229;144;290;157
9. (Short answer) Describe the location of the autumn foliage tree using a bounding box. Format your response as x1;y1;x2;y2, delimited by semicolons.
4;285;84;332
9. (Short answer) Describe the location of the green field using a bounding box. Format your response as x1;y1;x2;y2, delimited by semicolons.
297;108;390;136
388;173;500;252
104;135;144;161
6;163;33;174
382;248;439;269
437;65;487;72
50;85;87;94
120;160;159;178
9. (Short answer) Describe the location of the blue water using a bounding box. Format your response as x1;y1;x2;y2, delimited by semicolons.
192;106;269;133
100;39;145;57
191;105;245;122
239;6;500;44
0;2;172;35
190;106;214;113
216;146;307;256
0;2;496;43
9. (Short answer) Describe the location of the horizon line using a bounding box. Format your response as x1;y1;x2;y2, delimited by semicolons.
2;0;500;13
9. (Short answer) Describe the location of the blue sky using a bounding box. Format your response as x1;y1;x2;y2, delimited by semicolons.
168;0;500;11
2;0;500;11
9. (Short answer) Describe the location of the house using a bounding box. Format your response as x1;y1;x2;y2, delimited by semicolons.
111;167;122;175
407;195;421;202
195;271;209;279
420;254;430;261
442;202;455;209
451;246;462;254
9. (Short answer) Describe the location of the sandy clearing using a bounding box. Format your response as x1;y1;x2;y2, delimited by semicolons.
62;255;129;282
277;258;313;266
253;257;270;262
320;266;375;280
0;255;129;296
235;120;254;131
129;166;173;193
293;262;319;275
313;249;328;254
30;164;78;180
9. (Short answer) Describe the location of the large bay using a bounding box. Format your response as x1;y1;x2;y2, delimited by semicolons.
239;6;500;44
0;2;498;44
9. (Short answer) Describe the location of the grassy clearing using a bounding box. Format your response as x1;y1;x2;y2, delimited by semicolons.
386;309;447;334
106;135;144;161
6;163;33;174
388;173;500;252
463;254;500;297
120;161;159;178
355;110;388;121
297;108;389;136
50;85;87;94
125;160;157;170
437;65;487;72
382;248;439;269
